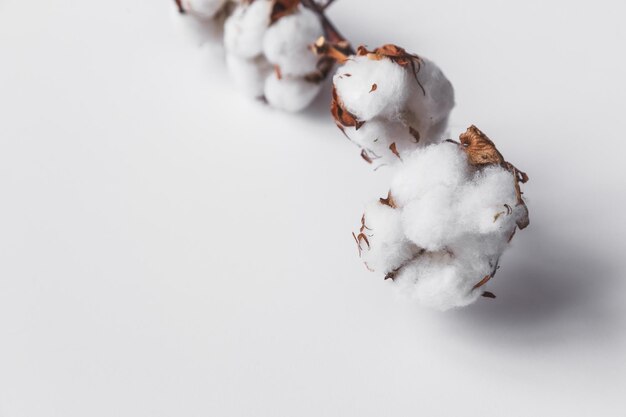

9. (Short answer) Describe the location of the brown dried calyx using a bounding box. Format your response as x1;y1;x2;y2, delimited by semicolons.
330;85;364;130
357;44;426;95
311;36;353;63
306;36;354;84
379;191;397;208
458;125;530;229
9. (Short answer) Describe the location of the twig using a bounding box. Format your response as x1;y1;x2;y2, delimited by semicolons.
300;0;354;53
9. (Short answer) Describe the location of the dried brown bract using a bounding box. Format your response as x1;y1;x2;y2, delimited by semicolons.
459;125;530;229
379;191;397;208
330;85;364;129
356;44;426;95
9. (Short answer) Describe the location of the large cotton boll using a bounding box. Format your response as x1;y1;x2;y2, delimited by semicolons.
356;136;528;310
264;74;321;112
391;143;468;206
226;54;271;97
182;0;228;19
223;0;272;58
360;201;418;273
262;8;323;77
333;56;410;121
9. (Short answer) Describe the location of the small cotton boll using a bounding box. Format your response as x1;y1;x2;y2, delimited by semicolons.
182;0;228;19
223;0;272;58
333;56;411;121
226;54;272;97
330;45;455;167
264;74;321;112
360;202;419;273
391;143;468;207
262;8;323;77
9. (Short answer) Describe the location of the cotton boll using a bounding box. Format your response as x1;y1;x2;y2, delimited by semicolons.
391;143;468;207
223;0;272;58
333;56;410;121
359;202;419;273
262;8;323;77
226;54;272;97
331;45;455;167
264;74;321;112
355;128;529;310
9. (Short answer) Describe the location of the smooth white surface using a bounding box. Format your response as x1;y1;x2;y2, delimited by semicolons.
1;0;625;416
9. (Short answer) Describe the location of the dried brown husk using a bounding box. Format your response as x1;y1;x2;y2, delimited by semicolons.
330;85;364;129
459;125;529;229
356;44;426;95
307;37;353;84
379;190;397;208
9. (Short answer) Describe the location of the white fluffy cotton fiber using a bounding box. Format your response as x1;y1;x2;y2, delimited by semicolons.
355;127;529;310
223;0;325;109
332;45;455;167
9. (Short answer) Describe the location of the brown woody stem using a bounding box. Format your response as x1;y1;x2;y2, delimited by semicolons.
300;0;355;53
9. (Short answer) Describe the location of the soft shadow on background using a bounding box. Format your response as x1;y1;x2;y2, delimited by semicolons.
436;230;621;349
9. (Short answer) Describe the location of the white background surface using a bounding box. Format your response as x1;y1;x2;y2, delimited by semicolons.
1;0;625;415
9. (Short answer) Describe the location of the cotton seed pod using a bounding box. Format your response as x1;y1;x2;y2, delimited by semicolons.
354;126;529;311
222;0;329;111
332;44;455;168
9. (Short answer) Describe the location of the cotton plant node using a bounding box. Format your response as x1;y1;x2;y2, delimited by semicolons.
172;1;531;311
353;126;529;310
